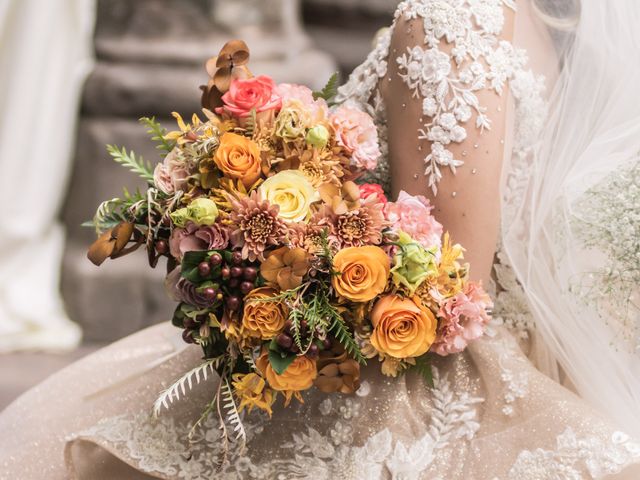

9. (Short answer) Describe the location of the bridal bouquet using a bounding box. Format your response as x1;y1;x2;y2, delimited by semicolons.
88;40;491;440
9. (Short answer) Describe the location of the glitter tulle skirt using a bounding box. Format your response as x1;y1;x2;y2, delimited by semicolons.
1;322;639;479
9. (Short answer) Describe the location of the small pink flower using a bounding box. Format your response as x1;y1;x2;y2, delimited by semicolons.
385;191;443;248
169;222;230;260
216;75;282;118
277;83;329;118
330;105;380;171
359;183;387;204
431;282;493;356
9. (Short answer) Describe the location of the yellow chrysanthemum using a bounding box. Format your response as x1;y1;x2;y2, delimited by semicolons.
232;373;276;417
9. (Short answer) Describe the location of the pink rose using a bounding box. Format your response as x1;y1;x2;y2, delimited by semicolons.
165;149;191;192
330;105;380;171
216;75;282;118
277;83;329;119
431;282;493;356
359;183;387;204
385;191;443;248
169;222;230;260
153;161;174;195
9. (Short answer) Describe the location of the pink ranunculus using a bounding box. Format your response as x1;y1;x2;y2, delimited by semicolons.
384;191;443;248
169;222;230;260
359;183;387;204
329;105;380;171
216;75;282;118
431;282;493;356
277;83;329;119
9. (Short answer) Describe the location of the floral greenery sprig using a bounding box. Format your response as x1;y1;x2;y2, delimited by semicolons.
86;40;493;466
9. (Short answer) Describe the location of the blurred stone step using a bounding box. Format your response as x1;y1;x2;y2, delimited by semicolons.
62;117;171;245
61;241;175;342
307;26;379;76
82;46;337;118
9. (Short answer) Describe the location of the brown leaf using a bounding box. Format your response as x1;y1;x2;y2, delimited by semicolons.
87;230;116;266
216;40;250;67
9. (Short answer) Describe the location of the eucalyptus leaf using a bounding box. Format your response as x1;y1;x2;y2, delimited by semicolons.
268;340;296;375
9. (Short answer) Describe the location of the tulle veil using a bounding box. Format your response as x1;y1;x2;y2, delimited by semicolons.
503;0;640;436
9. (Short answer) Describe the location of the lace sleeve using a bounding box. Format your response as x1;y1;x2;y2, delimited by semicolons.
384;0;522;195
381;0;523;283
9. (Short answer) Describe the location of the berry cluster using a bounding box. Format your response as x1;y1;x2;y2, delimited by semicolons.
275;320;332;359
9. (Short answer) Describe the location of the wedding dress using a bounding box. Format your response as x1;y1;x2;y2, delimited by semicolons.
2;1;640;479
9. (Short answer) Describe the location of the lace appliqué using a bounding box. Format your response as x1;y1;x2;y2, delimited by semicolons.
506;428;640;480
394;0;525;194
68;367;483;480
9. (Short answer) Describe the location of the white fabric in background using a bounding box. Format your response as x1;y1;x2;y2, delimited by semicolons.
0;0;96;351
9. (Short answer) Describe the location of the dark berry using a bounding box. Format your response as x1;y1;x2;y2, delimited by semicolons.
229;278;240;288
155;239;169;255
230;266;243;278
243;267;258;281
203;287;217;301
300;320;308;333
283;320;293;335
198;262;211;277
240;281;254;294
209;252;223;266
276;333;293;349
226;296;241;311
322;338;332;350
232;251;243;265
308;344;320;358
221;266;231;279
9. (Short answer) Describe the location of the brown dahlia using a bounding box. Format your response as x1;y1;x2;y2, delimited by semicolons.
229;191;287;261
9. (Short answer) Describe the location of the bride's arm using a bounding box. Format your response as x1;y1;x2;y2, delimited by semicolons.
380;8;515;284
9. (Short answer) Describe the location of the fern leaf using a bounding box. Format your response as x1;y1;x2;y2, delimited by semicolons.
313;72;340;104
329;314;366;365
152;357;222;417
107;144;154;184
140;116;175;153
221;378;247;445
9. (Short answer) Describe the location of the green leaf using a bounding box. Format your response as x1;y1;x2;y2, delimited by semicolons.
413;355;434;388
107;144;155;184
268;339;297;375
140;116;175;154
181;251;210;282
312;72;340;104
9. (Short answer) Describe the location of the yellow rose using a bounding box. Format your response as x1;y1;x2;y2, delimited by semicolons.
332;246;390;302
256;350;317;392
242;287;288;340
258;170;319;222
370;294;437;359
214;132;262;187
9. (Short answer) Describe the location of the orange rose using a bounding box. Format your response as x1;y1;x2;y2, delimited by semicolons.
332;246;390;302
370;294;437;359
256;350;317;393
214;132;262;187
242;287;288;340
